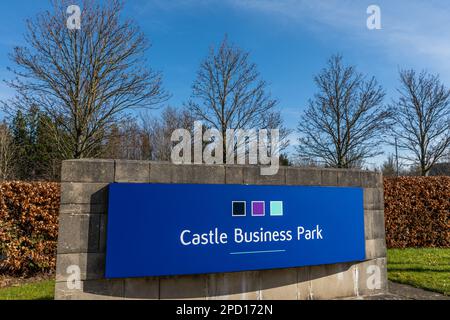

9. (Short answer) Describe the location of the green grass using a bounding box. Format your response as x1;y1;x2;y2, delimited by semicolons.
0;280;55;300
387;248;450;296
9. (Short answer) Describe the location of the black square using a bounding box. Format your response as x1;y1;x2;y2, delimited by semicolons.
232;201;246;216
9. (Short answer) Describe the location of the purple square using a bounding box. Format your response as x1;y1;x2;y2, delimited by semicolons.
252;201;265;216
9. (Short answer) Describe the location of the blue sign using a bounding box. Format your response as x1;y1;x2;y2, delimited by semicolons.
105;183;365;278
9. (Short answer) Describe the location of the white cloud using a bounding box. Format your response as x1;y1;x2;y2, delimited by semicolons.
228;0;450;81
128;0;450;81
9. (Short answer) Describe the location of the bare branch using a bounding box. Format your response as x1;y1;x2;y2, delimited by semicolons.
389;69;450;176
296;55;390;168
187;37;287;161
1;0;169;159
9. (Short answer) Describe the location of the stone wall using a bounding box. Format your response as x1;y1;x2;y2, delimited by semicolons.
55;160;387;300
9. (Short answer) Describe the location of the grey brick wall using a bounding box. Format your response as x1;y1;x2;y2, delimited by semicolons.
55;160;387;300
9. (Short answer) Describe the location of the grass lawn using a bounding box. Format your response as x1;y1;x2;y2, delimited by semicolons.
387;248;450;296
0;279;55;300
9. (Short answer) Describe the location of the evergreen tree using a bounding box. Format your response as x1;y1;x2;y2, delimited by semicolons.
35;113;60;179
9;107;60;180
11;110;31;180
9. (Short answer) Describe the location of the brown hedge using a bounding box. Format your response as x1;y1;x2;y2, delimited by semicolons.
0;177;448;276
0;182;60;276
384;176;450;248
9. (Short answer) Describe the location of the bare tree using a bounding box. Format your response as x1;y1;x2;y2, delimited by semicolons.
260;111;291;157
102;118;146;160
101;107;195;162
296;55;389;168
2;0;168;159
141;106;195;161
187;37;287;161
0;123;16;181
380;154;396;177
390;70;450;176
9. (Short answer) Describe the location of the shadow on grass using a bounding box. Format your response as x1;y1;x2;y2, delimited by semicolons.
388;267;449;272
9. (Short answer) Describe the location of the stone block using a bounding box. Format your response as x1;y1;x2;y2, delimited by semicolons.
364;188;384;210
98;214;108;253
243;166;285;185
60;183;109;204
55;253;105;281
285;168;321;186
356;258;388;296
188;165;225;184
321;169;339;186
150;163;225;184
59;203;106;215
361;171;383;188
124;278;159;300
296;267;312;300
364;210;386;240
149;162;172;183
365;238;387;259
225;166;244;184
337;170;362;187
160;275;207;300
208;271;260;300
57;214;102;254
115;160;150;183
55;279;124;300
309;263;357;299
61;159;114;183
260;268;297;300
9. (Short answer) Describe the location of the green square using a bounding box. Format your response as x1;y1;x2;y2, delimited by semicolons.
270;201;283;216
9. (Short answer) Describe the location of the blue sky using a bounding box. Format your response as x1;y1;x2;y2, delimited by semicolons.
1;0;450;167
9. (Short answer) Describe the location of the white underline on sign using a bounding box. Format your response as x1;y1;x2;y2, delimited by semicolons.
229;249;286;255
